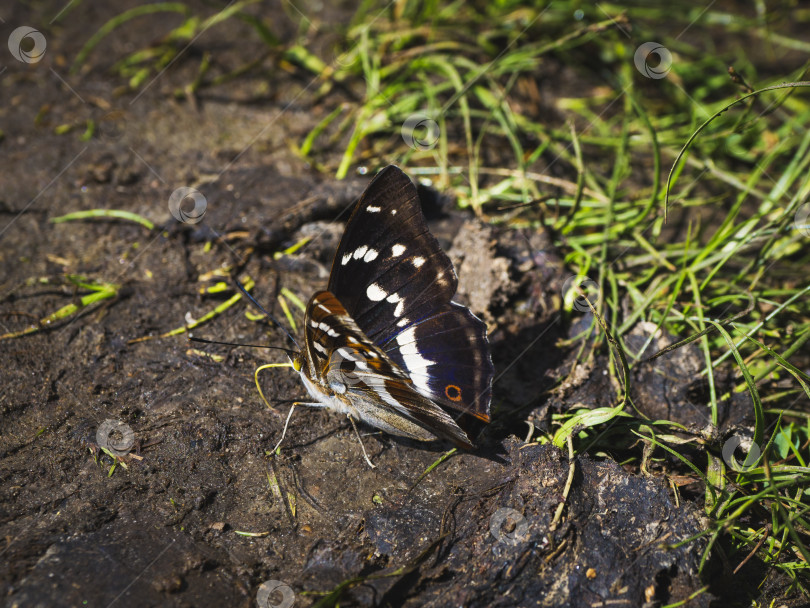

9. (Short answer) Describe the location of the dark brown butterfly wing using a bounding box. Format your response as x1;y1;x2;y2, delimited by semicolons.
326;166;493;422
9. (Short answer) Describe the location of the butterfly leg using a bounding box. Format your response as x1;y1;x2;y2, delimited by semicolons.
271;404;297;455
271;402;323;455
347;414;377;469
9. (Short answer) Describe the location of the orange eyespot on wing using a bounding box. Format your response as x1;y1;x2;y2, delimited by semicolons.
445;384;462;402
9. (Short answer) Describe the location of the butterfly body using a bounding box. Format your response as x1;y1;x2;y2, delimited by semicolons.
288;166;494;449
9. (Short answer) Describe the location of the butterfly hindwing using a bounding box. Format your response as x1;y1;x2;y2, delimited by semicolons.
380;305;492;421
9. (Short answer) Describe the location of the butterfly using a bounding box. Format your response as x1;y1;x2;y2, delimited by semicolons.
273;166;494;462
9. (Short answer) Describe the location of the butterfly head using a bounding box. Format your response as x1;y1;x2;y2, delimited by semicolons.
289;351;304;373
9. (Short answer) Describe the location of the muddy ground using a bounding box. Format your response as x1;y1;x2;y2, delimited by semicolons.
0;2;799;607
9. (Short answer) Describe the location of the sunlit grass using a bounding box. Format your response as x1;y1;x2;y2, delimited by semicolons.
0;275;120;340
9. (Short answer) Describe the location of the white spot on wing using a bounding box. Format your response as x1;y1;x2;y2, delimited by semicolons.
366;283;387;301
341;253;352;265
391;244;406;257
396;318;409;327
363;248;379;262
367;205;381;213
337;347;361;361
316;321;339;338
353;245;368;260
412;256;425;268
391;209;397;215
396;327;432;394
386;292;405;317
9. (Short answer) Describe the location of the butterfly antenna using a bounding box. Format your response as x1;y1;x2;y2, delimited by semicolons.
188;335;297;358
233;278;300;349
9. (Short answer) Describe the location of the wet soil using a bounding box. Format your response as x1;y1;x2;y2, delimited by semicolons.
0;2;798;607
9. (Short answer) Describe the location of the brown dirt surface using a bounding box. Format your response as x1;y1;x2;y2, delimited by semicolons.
0;2;780;607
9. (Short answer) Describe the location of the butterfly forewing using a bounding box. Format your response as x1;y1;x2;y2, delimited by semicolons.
326;166;493;425
327;167;457;343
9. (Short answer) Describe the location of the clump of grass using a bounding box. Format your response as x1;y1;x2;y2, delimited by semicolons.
72;1;278;92
0;275;120;340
